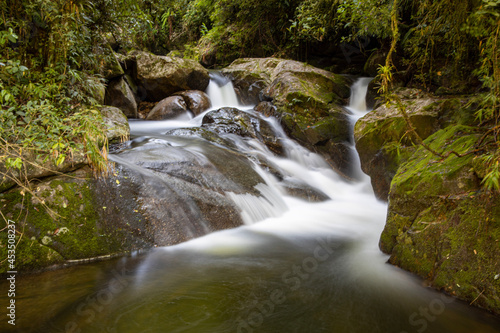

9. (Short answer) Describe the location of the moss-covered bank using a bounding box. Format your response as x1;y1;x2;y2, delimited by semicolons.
0;168;129;272
379;125;500;314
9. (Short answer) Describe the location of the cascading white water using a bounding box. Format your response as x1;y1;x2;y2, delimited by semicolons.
344;77;374;182
348;77;373;115
129;72;246;136
206;72;241;109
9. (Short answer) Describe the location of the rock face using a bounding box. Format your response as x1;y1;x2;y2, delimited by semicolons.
146;96;188;120
380;125;500;314
222;58;353;177
104;76;138;118
133;51;210;102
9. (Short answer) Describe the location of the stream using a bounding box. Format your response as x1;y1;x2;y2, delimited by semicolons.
1;75;500;333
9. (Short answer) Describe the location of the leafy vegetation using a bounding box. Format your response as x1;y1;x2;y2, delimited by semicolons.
0;0;498;190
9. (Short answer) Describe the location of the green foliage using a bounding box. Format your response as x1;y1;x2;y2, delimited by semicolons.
178;0;302;65
0;0;110;185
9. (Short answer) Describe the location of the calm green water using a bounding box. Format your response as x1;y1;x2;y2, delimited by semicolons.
1;223;500;333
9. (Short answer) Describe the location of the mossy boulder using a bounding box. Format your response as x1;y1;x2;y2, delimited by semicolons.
132;51;210;102
1;134;271;272
0;167;132;273
100;46;125;80
380;125;500;314
354;89;443;199
100;106;130;143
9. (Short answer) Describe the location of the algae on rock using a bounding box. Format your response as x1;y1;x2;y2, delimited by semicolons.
354;89;472;199
380;125;500;314
0;167;127;273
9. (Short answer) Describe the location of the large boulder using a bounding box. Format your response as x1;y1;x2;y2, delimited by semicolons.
222;58;354;177
146;96;189;120
132;51;210;102
104;76;138;118
380;125;500;314
354;89;443;199
0;167;134;272
174;90;211;116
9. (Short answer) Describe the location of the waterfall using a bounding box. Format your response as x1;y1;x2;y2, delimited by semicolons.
348;77;373;114
344;77;375;182
206;71;241;109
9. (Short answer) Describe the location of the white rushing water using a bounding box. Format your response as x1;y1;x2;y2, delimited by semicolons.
130;75;389;267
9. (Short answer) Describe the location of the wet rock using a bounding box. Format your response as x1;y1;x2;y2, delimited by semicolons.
280;179;330;202
254;101;277;117
201;108;284;155
105;76;138;118
0;136;274;272
222;58;352;107
97;138;270;246
164;127;237;150
133;51;210;102
173;90;211;116
146;96;188;120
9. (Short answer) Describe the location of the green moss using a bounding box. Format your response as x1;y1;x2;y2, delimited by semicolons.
383;124;500;313
0;170;124;273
